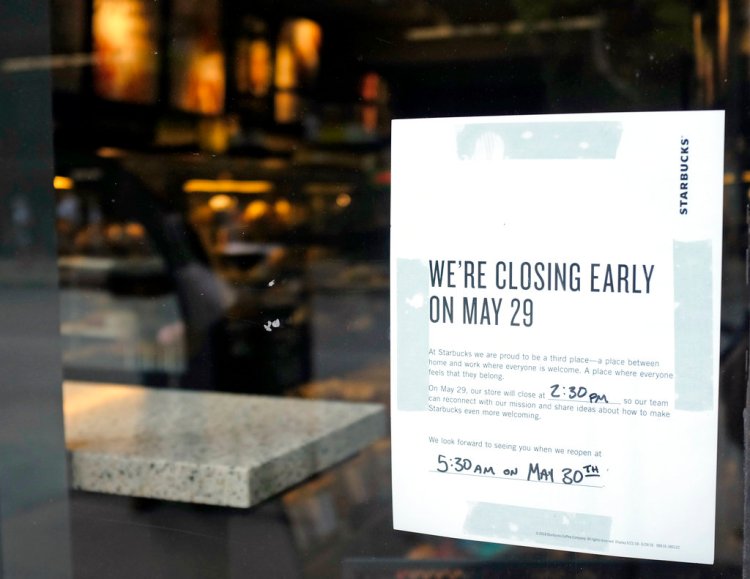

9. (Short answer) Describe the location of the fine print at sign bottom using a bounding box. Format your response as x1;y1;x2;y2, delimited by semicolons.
390;111;724;564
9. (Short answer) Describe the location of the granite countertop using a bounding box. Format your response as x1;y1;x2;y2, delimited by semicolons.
63;381;386;508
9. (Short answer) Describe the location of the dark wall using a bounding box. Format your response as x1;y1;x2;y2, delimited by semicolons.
0;1;72;577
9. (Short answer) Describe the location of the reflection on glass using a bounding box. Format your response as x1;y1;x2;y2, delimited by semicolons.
236;38;272;97
170;0;225;114
274;43;297;90
197;117;230;153
274;91;301;124
180;51;225;114
92;0;159;103
275;18;322;91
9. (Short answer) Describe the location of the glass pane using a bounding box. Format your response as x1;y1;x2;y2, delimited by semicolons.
1;0;746;576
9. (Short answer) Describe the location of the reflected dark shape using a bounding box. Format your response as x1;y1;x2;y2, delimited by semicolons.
93;162;310;393
95;162;231;391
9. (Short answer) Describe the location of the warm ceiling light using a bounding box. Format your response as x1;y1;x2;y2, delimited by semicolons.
274;199;292;217
290;19;321;74
405;16;602;41
742;171;750;183
361;72;381;101
336;193;352;208
243;200;270;221
208;194;237;212
54;176;75;190
373;171;390;186
260;158;288;170
248;39;272;97
124;222;146;238
97;147;125;158
274;43;297;90
183;179;274;194
303;183;353;196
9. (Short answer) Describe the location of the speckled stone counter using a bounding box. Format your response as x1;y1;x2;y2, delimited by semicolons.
63;381;386;508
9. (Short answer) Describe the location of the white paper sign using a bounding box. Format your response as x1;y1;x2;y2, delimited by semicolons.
390;111;724;564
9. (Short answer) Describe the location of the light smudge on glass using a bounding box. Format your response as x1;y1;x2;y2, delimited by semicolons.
673;240;714;411
464;502;613;551
397;259;429;411
455;121;623;160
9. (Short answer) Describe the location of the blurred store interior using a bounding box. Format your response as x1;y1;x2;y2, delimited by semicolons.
4;0;748;576
46;0;749;391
